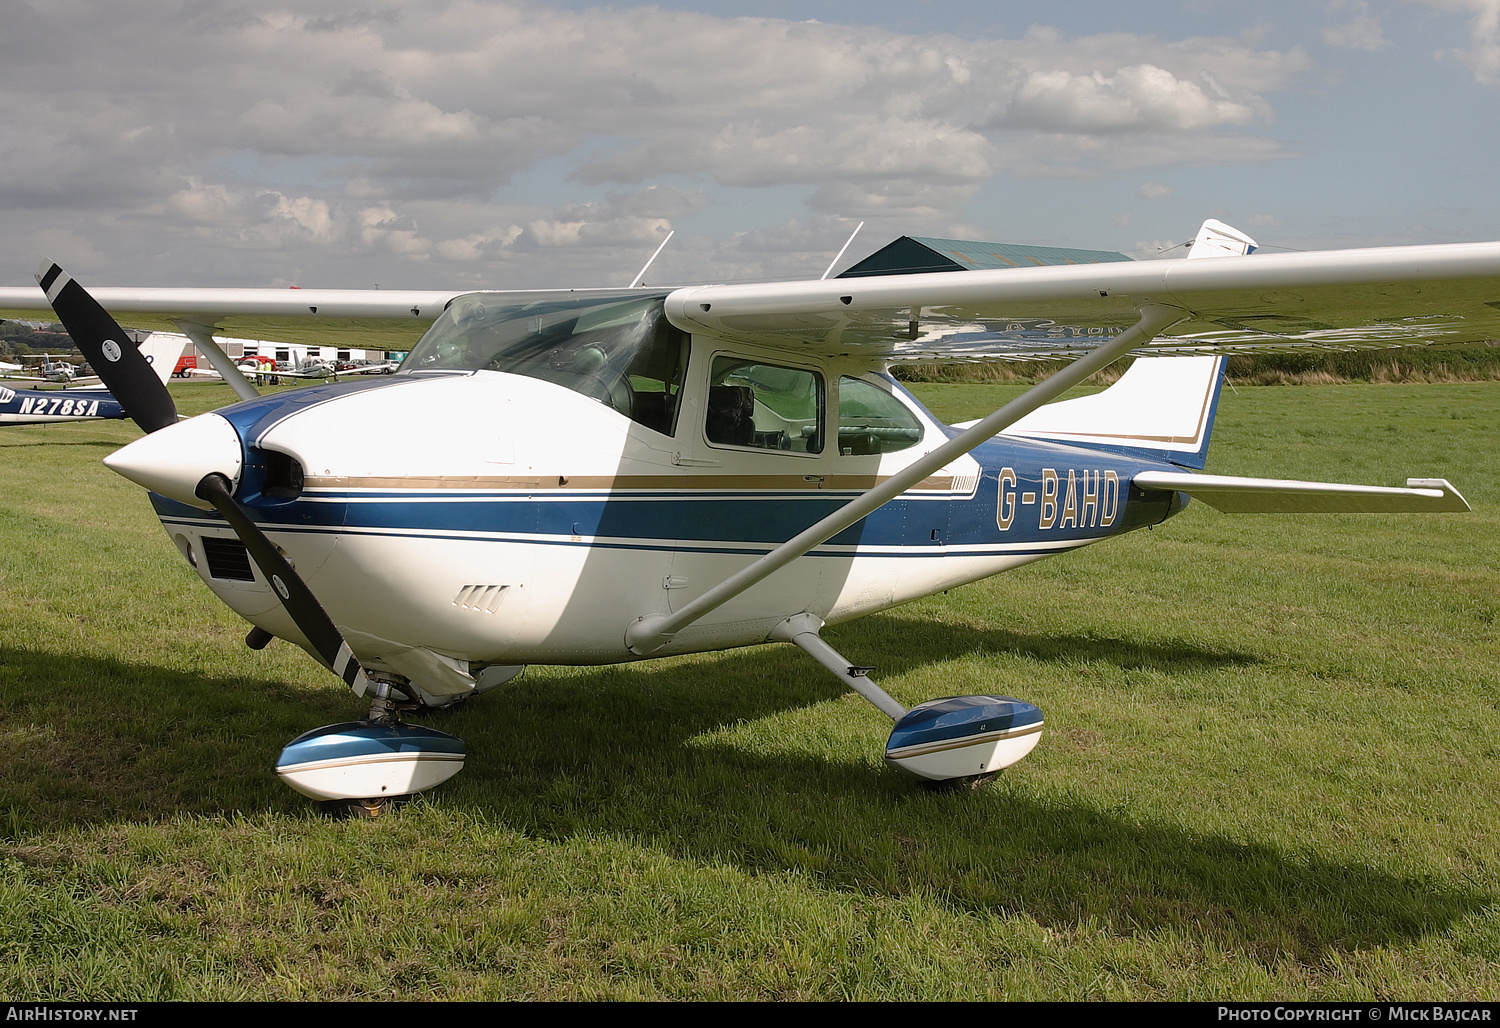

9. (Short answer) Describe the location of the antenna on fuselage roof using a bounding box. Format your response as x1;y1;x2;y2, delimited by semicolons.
629;230;675;288
821;221;864;280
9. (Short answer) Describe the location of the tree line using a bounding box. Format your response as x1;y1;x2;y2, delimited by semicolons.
0;321;77;358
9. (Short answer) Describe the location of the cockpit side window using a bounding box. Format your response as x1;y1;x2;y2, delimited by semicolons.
837;376;924;455
706;357;824;454
626;322;689;437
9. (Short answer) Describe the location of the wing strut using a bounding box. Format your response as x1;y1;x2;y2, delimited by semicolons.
625;301;1188;655
174;321;261;401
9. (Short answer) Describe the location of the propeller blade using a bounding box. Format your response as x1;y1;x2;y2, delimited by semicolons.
194;472;367;693
37;265;375;699
33;261;178;434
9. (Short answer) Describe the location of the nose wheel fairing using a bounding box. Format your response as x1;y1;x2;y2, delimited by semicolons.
275;719;466;802
771;614;1045;784
884;696;1044;781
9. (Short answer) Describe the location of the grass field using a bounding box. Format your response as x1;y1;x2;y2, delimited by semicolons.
1;380;1498;1000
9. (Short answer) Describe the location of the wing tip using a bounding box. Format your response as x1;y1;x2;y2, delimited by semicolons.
1405;477;1471;512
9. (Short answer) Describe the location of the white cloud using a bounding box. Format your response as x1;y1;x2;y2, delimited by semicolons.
0;1;1318;286
1138;181;1175;200
1323;0;1390;50
994;131;1298;180
1001;65;1265;134
270;195;338;246
28;228;105;272
1409;0;1500;83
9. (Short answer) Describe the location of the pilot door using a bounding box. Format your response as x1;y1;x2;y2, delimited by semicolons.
663;351;834;621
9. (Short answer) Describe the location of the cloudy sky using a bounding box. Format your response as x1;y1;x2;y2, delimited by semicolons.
3;0;1498;290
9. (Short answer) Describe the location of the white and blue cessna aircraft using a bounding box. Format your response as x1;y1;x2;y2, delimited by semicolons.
0;220;1487;814
0;335;182;425
0;382;126;425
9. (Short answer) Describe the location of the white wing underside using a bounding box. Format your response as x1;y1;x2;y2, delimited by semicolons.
662;241;1500;361
0;287;464;350
3;241;1500;360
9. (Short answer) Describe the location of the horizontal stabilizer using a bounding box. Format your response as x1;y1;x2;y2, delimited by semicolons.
1133;472;1469;513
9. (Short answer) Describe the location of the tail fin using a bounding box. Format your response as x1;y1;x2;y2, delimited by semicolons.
135;332;189;386
997;220;1256;468
1000;355;1226;469
1187;218;1258;258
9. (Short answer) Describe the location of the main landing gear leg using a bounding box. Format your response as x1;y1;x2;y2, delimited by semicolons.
770;613;1045;787
275;672;467;818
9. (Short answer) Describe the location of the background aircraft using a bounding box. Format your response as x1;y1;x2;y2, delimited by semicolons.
0;220;1488;814
0;353;90;385
0;334;183;425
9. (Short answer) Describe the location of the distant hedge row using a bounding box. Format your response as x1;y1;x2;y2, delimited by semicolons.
0;322;73;357
1223;346;1500;383
893;345;1500;385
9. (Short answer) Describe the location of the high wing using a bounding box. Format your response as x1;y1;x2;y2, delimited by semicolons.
0;287;460;351
4;240;1500;361
662;241;1500;361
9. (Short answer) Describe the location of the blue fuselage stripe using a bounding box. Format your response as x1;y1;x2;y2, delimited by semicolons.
151;461;1181;555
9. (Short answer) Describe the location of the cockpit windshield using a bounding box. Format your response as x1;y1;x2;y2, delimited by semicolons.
402;289;688;435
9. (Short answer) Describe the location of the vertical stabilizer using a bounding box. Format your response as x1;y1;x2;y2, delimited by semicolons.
999;355;1226;469
136;332;190;386
995;219;1256;468
1187;218;1258;258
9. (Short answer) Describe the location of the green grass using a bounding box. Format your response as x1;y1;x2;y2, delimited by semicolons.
1;381;1498;999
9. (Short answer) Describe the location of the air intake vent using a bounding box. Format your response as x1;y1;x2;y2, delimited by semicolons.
261;450;304;500
202;537;255;581
453;584;508;614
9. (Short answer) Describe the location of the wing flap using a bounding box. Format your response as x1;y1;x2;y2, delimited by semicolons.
1132;472;1470;513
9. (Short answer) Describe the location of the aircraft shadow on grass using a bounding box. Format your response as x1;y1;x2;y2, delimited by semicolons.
0;632;1483;965
824;611;1262;677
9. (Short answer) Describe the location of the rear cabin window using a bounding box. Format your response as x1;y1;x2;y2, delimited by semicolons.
706;357;824;454
837;377;924;455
